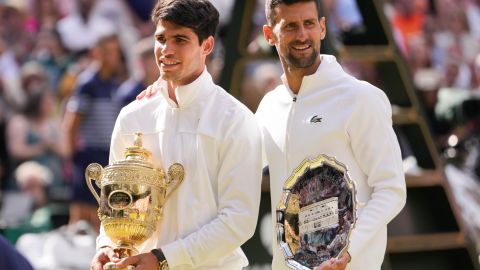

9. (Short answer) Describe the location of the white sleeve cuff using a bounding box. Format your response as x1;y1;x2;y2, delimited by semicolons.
161;239;193;268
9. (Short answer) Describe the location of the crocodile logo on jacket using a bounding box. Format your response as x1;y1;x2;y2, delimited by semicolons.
309;115;322;123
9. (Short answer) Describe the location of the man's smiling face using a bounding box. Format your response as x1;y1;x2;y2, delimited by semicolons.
265;2;325;71
154;20;212;87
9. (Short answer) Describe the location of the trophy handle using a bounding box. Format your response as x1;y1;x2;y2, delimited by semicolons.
166;163;184;200
85;163;103;204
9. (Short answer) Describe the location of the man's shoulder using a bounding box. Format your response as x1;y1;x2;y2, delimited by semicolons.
339;77;387;101
212;86;254;117
118;95;164;119
256;85;287;111
198;86;259;138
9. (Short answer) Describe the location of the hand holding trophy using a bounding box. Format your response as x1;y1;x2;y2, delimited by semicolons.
277;155;357;270
86;132;184;270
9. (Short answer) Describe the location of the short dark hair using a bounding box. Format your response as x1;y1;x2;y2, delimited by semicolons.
265;0;322;25
151;0;219;44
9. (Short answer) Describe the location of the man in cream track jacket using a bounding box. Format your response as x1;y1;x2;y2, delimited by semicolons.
91;1;262;269
256;1;407;269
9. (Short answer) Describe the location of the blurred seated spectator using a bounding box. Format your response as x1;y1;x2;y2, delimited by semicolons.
24;0;64;34
0;98;8;189
414;68;452;144
390;0;426;55
0;5;34;62
0;161;53;243
241;61;282;112
6;62;65;193
124;0;156;38
16;220;97;270
324;0;365;46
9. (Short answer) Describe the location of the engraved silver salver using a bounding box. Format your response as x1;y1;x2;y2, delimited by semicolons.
276;155;357;270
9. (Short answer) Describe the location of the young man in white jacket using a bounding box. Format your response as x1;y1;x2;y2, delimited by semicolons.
256;0;407;269
90;1;263;269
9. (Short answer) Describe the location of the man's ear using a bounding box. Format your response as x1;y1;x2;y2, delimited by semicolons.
320;17;326;40
263;25;276;46
202;36;215;56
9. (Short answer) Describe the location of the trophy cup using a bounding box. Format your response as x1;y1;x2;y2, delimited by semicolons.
86;132;184;270
276;155;357;269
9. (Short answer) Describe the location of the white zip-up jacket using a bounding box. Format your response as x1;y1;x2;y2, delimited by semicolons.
97;69;263;269
256;55;406;270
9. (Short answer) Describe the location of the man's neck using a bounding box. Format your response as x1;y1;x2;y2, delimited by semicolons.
167;82;178;105
283;59;321;94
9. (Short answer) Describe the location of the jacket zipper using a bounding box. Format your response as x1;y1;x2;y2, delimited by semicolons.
285;94;297;172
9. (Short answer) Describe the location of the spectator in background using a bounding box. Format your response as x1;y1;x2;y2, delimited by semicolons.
406;35;432;75
116;36;158;107
62;33;127;232
6;62;65;192
473;54;480;92
56;0;139;75
0;5;34;62
14;161;53;210
390;0;426;55
240;61;282;112
24;0;64;34
0;107;7;189
30;28;75;97
323;0;364;45
464;0;480;41
413;68;452;143
124;0;156;38
0;161;53;244
0;35;26;113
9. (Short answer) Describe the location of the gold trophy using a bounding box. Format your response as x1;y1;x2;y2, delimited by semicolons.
86;132;184;270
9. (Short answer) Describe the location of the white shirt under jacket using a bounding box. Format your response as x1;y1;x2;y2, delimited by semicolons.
97;68;263;269
255;55;407;270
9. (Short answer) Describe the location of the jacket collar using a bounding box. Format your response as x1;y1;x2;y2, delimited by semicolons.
158;68;214;108
280;54;345;99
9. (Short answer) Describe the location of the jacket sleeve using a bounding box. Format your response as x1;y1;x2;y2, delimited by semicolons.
345;85;407;260
160;111;263;268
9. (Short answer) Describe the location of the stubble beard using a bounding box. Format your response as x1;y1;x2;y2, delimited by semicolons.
286;49;318;69
285;40;318;69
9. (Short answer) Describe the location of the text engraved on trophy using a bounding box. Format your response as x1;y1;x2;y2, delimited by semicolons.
102;168;163;189
108;190;133;210
299;197;339;235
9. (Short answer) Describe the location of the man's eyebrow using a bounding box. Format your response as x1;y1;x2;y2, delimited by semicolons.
154;33;191;40
173;34;190;40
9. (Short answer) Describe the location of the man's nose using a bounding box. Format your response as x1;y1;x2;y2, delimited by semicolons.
161;41;174;55
296;26;308;42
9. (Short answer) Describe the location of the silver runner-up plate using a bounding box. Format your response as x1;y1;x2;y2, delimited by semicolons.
276;155;357;270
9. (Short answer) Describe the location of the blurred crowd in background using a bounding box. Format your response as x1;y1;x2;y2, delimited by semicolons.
1;0;480;269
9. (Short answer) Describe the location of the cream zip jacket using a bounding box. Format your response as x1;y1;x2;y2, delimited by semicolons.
256;55;406;270
97;69;263;269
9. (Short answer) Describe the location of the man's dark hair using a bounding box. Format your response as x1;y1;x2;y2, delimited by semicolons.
151;0;219;44
265;0;322;25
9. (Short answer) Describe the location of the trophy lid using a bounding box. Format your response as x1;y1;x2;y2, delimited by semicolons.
124;132;152;163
